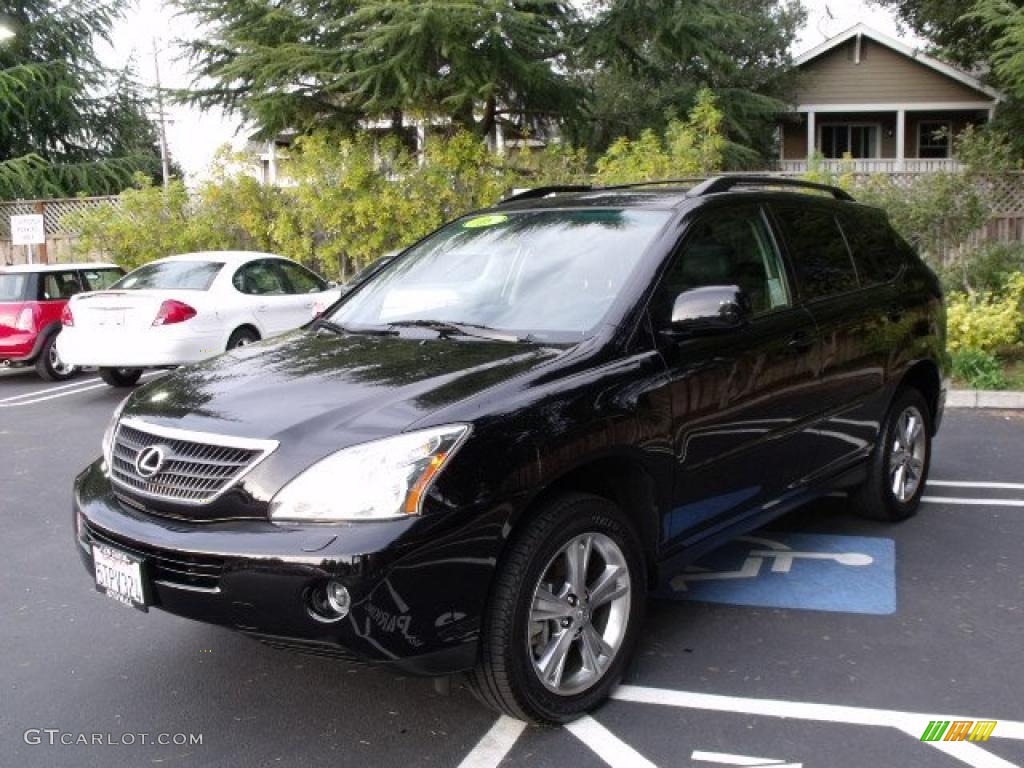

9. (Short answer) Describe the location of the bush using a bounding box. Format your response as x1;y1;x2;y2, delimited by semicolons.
940;242;1024;295
945;272;1024;352
951;349;1008;390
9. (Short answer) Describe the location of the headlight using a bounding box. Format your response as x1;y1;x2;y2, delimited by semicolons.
269;424;471;523
101;396;131;468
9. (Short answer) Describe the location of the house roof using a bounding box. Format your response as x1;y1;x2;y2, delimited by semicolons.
794;23;1003;102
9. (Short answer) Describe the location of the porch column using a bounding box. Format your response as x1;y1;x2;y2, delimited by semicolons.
896;109;906;171
806;110;816;161
267;141;277;186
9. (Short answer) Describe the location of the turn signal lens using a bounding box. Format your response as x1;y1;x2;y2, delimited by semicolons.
17;306;37;331
152;300;196;326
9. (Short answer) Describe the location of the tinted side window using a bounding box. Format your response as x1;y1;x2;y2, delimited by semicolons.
653;206;791;322
81;268;124;291
40;271;83;300
275;260;326;293
839;210;904;285
773;206;858;301
233;261;289;295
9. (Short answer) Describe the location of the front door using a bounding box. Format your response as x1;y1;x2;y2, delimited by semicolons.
653;204;820;555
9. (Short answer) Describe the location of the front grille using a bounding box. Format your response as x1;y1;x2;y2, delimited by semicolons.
85;520;226;592
110;418;277;505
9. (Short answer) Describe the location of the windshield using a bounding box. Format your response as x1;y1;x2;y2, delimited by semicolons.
328;209;670;341
114;260;223;291
0;273;33;301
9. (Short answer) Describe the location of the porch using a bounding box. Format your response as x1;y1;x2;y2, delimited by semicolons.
777;105;991;173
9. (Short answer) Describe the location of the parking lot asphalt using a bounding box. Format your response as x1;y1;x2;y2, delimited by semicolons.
1;367;1022;768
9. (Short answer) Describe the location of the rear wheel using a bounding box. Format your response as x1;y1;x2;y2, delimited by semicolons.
227;327;260;350
467;492;646;724
99;367;143;388
35;333;79;382
849;388;932;522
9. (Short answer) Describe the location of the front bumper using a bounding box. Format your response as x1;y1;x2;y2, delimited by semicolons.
57;325;224;368
73;460;500;675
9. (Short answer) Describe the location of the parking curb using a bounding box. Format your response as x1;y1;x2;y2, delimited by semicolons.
947;389;1024;409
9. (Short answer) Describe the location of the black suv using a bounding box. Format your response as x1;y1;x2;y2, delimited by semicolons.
73;177;947;723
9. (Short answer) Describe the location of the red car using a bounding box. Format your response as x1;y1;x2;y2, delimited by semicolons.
0;263;124;380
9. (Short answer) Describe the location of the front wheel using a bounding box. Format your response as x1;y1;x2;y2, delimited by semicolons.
35;333;79;381
849;387;932;522
99;367;143;388
467;493;646;724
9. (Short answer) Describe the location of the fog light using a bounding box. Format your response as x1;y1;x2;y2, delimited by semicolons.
326;581;351;617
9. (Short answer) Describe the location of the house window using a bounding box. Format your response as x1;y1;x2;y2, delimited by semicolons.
918;121;951;158
820;124;879;159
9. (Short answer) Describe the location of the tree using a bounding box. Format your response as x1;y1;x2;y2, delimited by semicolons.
568;0;804;164
0;1;165;199
173;0;579;140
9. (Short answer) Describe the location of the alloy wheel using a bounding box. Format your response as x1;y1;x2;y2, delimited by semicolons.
890;405;927;502
527;532;631;696
49;342;75;376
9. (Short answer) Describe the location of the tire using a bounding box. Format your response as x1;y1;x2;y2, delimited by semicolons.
467;492;647;724
849;387;932;522
99;367;143;388
226;327;260;350
35;333;79;382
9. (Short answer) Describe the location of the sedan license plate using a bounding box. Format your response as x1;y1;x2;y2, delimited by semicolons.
95;310;126;327
93;544;149;611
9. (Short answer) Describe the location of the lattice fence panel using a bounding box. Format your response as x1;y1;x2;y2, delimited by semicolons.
0;196;119;237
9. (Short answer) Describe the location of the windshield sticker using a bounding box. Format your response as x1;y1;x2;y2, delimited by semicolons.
461;214;509;229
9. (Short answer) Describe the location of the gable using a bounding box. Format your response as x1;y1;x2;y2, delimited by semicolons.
795;38;994;105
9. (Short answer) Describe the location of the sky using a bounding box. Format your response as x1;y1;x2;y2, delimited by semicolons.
104;0;928;182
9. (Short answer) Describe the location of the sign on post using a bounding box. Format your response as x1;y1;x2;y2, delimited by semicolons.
11;214;45;246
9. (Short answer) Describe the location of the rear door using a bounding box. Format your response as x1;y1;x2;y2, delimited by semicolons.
272;259;332;325
655;204;821;551
770;203;889;475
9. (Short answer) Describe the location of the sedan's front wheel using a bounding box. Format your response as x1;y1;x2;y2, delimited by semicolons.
468;492;646;724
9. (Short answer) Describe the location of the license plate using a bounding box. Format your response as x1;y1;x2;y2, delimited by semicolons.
95;310;125;327
93;544;149;611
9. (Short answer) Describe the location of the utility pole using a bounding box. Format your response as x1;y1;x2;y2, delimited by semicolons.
152;39;171;192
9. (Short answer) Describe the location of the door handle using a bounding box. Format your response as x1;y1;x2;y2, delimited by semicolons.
787;331;815;350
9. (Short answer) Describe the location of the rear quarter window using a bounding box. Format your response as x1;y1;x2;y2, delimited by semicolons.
839;209;905;285
0;273;34;301
773;206;858;301
82;268;125;291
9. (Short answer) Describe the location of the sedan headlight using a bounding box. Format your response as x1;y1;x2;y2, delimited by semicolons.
102;396;131;468
269;424;471;523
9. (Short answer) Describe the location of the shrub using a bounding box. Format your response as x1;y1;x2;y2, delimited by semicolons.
945;273;1024;352
940;242;1024;295
951;348;1008;390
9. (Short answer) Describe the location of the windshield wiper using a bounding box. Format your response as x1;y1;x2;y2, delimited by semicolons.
312;318;396;336
386;319;526;343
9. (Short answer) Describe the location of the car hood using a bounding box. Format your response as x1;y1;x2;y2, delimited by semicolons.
125;329;563;448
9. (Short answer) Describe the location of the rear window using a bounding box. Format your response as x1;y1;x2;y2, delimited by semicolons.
0;273;33;301
114;261;223;291
839;210;905;285
773;206;858;301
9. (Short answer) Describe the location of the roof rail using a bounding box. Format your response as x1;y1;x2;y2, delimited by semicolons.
498;185;592;204
689;175;855;201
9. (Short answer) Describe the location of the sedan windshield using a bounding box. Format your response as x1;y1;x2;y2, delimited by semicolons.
114;261;223;291
328;209;670;341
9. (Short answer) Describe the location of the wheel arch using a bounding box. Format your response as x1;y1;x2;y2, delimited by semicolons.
514;454;662;588
897;360;942;433
228;323;261;345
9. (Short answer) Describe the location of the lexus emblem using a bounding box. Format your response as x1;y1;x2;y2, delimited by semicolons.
135;445;168;479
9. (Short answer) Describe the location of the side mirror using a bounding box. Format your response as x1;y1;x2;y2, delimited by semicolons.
326;280;339;289
664;285;750;337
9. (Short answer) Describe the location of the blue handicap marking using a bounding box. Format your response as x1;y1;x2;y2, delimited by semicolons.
662;532;896;615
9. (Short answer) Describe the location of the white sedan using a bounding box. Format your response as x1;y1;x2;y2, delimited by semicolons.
57;251;342;386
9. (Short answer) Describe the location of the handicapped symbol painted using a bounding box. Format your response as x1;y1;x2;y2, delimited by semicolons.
662;533;896;615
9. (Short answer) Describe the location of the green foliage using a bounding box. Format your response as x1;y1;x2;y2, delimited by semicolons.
950;348;1009;389
940;242;1024;294
0;1;165;199
945;273;1024;352
594;90;726;184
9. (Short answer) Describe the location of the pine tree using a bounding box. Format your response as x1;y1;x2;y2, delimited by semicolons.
0;1;164;199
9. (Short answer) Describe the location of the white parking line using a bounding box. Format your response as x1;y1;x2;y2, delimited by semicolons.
691;750;800;767
0;376;100;402
612;685;1022;768
929;481;1024;491
565;714;658;768
456;716;526;768
921;497;1024;507
0;372;161;408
